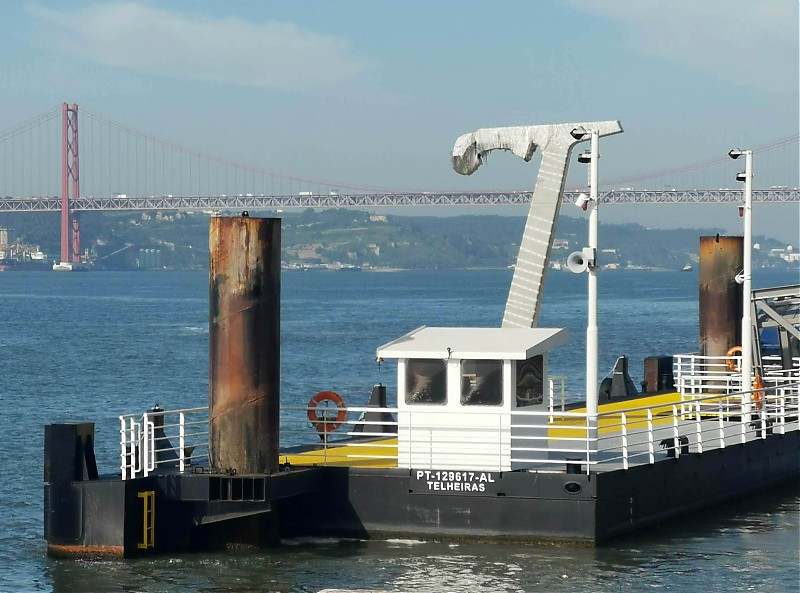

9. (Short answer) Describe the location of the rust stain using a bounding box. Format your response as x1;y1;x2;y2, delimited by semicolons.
699;236;743;357
47;544;124;558
209;216;281;474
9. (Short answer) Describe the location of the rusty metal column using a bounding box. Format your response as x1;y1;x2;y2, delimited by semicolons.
209;215;281;475
699;235;743;357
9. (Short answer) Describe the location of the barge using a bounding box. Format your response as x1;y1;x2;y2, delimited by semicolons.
44;121;800;557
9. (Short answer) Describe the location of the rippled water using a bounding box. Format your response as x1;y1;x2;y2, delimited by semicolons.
0;268;797;592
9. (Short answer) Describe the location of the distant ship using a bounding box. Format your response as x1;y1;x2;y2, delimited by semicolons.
681;263;693;271
0;257;49;271
52;261;90;272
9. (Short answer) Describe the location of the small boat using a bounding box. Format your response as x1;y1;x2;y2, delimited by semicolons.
682;263;693;271
52;261;73;272
52;261;90;272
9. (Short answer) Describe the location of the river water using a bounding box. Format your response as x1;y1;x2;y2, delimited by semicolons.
0;268;797;592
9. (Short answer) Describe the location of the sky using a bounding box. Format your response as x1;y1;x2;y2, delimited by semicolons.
1;1;798;243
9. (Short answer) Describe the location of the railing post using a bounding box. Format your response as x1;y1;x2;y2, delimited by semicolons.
621;411;628;470
695;402;703;454
585;414;591;475
120;416;127;480
647;409;654;464
739;402;747;444
148;419;156;473
672;405;680;458
778;391;786;435
142;413;150;477
179;412;186;472
323;424;328;466
548;378;554;423
130;417;140;477
718;406;726;449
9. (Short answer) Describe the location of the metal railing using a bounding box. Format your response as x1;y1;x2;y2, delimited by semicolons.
548;375;567;422
674;353;800;414
674;353;744;396
281;384;799;475
119;407;209;480
118;382;799;479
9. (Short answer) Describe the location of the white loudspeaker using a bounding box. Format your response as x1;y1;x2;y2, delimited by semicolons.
567;251;588;274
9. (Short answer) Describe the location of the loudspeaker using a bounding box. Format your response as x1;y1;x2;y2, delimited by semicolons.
567;251;588;274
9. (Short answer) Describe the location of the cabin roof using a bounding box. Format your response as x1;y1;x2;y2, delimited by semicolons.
376;326;568;360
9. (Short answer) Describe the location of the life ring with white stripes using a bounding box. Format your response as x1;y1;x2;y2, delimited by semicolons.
307;391;347;434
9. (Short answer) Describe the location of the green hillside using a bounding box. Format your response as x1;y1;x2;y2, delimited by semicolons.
0;209;794;271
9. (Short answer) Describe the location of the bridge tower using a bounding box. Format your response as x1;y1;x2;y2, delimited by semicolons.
61;103;80;264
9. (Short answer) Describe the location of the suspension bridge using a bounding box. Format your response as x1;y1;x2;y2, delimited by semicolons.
0;103;797;265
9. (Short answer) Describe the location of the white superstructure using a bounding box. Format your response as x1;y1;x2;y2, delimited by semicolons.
377;326;568;471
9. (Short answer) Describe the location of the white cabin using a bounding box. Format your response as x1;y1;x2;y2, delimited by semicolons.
377;326;568;472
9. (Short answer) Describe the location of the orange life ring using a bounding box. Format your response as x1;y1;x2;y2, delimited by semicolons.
307;390;347;434
726;346;743;372
752;375;764;410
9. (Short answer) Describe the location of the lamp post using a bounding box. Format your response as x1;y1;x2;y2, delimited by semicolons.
571;128;600;440
587;130;600;424
729;148;753;417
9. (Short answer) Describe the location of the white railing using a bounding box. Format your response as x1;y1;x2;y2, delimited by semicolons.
118;382;799;479
119;407;209;480
674;353;744;398
279;383;799;475
674;353;800;413
548;375;567;421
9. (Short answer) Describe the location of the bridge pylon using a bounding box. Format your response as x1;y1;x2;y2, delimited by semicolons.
61;103;80;263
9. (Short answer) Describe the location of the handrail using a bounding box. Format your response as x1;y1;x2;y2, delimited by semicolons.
118;378;799;479
119;407;209;480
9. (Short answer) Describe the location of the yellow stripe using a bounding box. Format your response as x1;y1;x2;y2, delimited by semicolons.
282;392;732;466
282;438;399;468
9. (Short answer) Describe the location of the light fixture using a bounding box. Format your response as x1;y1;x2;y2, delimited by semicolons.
570;126;589;140
727;147;755;420
577;151;591;164
575;193;590;211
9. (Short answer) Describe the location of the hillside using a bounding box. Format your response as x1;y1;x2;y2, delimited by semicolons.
0;209;794;271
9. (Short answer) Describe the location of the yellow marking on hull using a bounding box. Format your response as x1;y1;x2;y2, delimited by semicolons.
281;438;399;468
547;392;684;439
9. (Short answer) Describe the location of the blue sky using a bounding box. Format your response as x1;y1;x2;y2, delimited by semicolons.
1;1;798;242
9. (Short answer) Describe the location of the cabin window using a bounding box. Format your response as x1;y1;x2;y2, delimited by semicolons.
516;355;544;407
405;359;447;405
460;359;503;406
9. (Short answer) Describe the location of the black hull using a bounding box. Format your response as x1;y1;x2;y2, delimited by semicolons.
44;430;799;556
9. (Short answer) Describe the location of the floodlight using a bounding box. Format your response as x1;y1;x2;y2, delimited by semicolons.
728;149;743;160
570;126;589;140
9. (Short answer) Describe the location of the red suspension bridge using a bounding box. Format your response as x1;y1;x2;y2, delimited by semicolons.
0;103;798;265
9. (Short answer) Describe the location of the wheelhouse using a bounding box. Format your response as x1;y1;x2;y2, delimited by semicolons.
377;326;568;471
